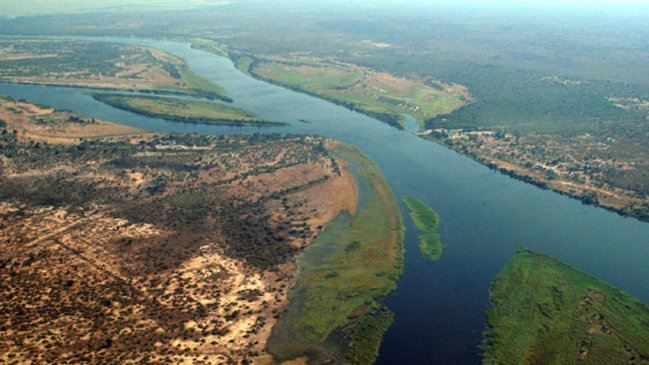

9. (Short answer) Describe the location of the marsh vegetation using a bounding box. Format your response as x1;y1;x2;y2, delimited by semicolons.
483;249;649;365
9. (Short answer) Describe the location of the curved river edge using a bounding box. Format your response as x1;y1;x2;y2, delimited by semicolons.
266;143;404;364
201;44;649;226
1;36;649;365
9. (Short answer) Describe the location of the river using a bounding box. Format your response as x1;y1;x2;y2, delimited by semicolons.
1;38;648;364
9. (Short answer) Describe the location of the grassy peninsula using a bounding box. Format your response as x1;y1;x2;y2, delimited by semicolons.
267;143;404;365
483;249;649;365
403;196;443;261
90;93;282;126
243;56;469;129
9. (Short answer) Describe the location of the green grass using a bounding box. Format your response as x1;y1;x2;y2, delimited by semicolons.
483;248;649;365
267;143;404;364
258;61;364;91
250;58;467;129
174;62;230;101
90;93;281;126
346;308;394;365
402;196;443;261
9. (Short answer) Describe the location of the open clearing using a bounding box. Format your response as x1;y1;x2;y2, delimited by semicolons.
247;56;470;129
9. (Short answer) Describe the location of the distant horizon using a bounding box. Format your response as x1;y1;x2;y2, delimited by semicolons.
2;0;649;18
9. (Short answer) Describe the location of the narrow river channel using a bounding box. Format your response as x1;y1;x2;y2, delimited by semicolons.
1;38;648;364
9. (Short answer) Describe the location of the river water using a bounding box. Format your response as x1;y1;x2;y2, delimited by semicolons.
1;38;648;364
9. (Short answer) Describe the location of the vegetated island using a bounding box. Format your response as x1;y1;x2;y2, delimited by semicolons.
0;38;231;101
90;93;284;126
402;196;443;261
232;54;469;129
483;248;649;365
0;95;364;365
267;143;404;365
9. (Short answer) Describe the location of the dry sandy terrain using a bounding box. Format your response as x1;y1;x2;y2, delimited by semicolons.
0;97;143;144
0;98;359;365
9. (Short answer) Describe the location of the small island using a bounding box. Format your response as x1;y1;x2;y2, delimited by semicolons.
90;93;284;126
403;196;443;261
483;248;649;365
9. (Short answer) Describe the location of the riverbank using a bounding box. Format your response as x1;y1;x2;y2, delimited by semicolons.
422;131;649;223
0;96;367;365
227;53;468;130
266;142;404;365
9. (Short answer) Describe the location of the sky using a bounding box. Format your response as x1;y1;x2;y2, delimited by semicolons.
2;0;649;17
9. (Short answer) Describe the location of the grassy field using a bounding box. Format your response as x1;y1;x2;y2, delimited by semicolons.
483;249;649;365
248;57;468;129
403;196;443;261
267;143;404;364
90;93;281;126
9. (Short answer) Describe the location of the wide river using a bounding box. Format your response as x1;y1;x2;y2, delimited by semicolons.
2;38;648;364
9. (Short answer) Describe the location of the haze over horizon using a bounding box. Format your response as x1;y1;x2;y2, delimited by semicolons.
2;0;649;17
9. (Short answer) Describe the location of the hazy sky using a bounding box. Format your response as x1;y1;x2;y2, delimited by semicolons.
2;0;649;17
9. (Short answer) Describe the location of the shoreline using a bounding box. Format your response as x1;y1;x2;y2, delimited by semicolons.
267;142;405;365
427;135;649;223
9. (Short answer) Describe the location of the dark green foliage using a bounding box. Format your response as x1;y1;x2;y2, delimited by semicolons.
403;196;443;261
483;249;649;365
346;308;394;365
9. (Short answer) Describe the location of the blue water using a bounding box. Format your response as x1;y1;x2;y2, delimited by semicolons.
1;38;648;364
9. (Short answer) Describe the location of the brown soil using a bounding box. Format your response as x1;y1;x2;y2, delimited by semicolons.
0;99;359;365
0;97;143;144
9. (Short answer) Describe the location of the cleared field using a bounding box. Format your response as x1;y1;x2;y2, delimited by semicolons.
267;143;404;364
483;249;649;365
403;196;443;261
90;93;281;126
248;57;469;129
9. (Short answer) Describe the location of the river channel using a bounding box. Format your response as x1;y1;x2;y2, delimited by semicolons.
1;38;648;364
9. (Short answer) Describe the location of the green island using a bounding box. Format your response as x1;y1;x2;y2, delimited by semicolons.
267;143;404;365
403;196;443;261
90;93;283;126
240;56;469;129
483;248;649;365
